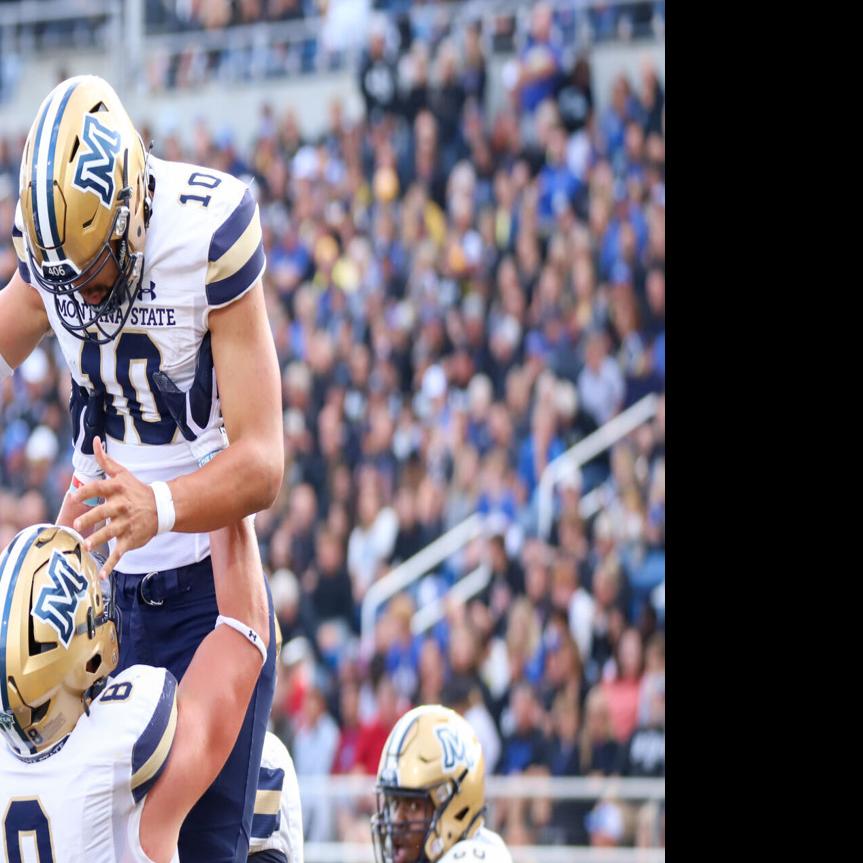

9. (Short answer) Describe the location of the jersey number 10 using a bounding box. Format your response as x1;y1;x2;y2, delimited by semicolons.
81;333;176;446
4;799;55;862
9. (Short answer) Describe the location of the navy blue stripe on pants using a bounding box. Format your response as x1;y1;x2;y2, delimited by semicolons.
113;557;276;862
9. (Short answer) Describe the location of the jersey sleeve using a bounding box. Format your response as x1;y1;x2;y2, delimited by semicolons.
12;200;31;284
129;667;178;802
205;186;266;308
94;665;179;804
249;732;304;863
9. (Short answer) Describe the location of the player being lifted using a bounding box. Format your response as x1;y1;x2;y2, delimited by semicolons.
0;515;267;862
0;75;283;860
371;705;513;863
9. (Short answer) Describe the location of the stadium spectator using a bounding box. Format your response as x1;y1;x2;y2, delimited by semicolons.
292;677;340;840
353;676;403;775
0;12;666;848
497;681;549;775
579;687;621;776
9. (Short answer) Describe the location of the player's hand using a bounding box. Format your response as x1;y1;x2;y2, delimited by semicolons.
152;331;227;466
71;437;159;577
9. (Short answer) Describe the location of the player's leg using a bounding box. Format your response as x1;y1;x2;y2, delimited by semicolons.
177;577;277;861
114;558;276;861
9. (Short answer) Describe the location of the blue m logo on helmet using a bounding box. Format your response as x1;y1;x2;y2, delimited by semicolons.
73;114;121;207
32;551;88;649
435;726;477;773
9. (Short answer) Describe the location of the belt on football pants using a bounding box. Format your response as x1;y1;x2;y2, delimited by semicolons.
113;557;213;607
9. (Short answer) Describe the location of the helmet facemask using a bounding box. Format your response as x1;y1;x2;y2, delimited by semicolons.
29;146;151;345
0;527;121;759
371;706;489;863
372;786;436;863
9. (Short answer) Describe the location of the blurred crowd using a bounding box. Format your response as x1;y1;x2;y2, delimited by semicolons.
0;1;665;851
0;0;665;100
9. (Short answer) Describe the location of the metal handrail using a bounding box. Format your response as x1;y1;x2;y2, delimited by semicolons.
304;844;665;863
361;394;661;650
411;563;492;636
537;394;660;539
360;513;485;654
0;0;111;27
299;774;665;800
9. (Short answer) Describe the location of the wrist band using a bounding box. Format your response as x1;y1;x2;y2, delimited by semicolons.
0;353;12;384
150;481;176;534
215;615;268;666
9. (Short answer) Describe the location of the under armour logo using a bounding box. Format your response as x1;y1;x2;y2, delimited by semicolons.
32;551;88;649
435;725;478;773
248;630;256;641
73;114;121;207
138;280;157;301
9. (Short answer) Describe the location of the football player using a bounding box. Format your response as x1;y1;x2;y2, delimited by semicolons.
0;74;283;860
248;625;304;863
371;705;513;863
0;515;267;862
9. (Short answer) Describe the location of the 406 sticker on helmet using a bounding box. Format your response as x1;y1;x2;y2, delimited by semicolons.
40;261;77;283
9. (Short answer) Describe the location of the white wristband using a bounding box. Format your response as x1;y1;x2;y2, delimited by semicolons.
150;481;176;535
215;615;268;666
0;353;12;384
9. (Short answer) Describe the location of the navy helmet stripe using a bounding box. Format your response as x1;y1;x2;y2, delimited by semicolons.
45;81;78;261
0;527;46;754
395;715;419;757
30;98;53;252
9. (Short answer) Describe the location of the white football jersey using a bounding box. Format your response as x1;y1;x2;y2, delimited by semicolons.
438;828;513;863
249;731;304;863
0;664;179;863
13;155;266;573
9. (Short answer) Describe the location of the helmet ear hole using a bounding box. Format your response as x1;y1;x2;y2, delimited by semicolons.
454;808;469;821
31;700;49;723
86;654;101;674
69;137;80;162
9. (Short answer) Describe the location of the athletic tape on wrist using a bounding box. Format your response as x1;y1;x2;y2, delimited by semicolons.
215;615;268;666
150;481;176;534
70;472;102;507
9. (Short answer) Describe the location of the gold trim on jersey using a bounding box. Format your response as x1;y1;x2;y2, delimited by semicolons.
130;694;177;794
254;789;282;816
205;208;261;286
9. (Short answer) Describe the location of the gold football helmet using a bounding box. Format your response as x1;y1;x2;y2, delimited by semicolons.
18;74;152;343
0;524;118;759
372;705;486;863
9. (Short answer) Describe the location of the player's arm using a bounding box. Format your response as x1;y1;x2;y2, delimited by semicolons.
168;277;284;530
0;269;50;377
138;515;269;861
